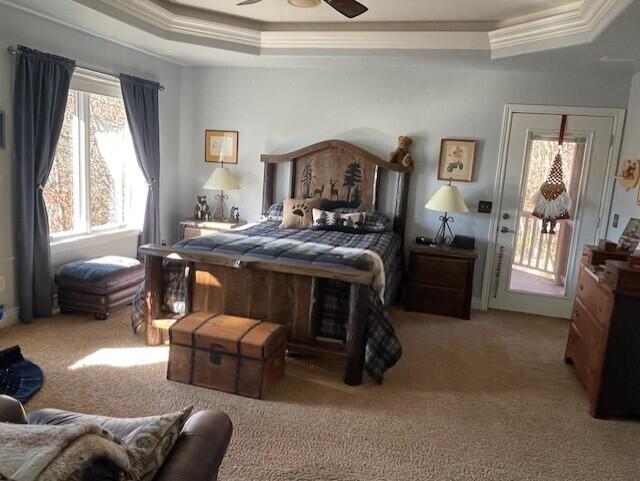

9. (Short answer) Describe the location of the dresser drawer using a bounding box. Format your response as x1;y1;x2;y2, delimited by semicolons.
576;267;612;328
566;325;596;395
572;298;603;357
407;284;467;318
183;227;206;239
412;254;469;289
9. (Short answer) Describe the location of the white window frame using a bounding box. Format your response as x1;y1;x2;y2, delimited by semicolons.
49;69;141;244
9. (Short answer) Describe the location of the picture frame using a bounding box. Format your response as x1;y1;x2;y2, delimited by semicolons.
437;138;477;182
0;110;5;149
619;217;640;252
205;130;238;164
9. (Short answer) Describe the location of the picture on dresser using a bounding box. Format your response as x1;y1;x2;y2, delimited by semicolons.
618;217;640;251
438;139;477;182
205;130;238;164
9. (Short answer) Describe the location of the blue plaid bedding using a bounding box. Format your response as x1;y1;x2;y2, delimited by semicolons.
131;221;403;383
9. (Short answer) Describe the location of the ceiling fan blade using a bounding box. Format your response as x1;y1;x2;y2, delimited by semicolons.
237;0;263;5
323;0;368;18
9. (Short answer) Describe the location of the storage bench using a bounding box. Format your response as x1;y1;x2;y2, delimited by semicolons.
54;256;144;320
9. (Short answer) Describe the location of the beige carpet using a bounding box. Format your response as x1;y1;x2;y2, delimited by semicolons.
2;307;639;480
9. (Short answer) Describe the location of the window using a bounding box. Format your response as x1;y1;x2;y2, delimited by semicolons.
44;70;147;239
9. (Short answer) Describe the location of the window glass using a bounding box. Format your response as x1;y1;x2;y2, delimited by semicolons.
44;93;78;234
44;80;147;239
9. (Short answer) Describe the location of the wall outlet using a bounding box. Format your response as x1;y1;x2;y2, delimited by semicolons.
0;276;5;291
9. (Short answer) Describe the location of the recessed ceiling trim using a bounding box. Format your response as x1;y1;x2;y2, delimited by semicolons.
261;31;489;50
102;0;261;47
489;0;634;58
2;0;632;59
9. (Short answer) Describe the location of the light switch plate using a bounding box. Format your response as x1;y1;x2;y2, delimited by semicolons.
478;200;493;214
0;276;5;291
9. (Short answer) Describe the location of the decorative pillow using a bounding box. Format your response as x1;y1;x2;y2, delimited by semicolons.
280;198;322;229
312;209;366;233
263;202;283;222
333;208;393;233
123;407;192;481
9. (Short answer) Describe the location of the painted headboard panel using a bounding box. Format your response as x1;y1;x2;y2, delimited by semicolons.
260;140;413;238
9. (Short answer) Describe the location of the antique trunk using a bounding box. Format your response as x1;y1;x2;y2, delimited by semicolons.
168;312;286;399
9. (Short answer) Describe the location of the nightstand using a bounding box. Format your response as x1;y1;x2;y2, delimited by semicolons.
179;219;247;240
406;244;477;319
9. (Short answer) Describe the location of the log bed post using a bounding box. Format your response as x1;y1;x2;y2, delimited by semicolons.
344;283;369;386
144;255;164;346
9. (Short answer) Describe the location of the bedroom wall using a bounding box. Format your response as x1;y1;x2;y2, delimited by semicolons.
0;4;182;326
178;65;631;302
608;72;640;240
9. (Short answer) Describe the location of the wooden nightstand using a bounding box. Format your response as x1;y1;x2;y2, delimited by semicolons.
406;244;477;319
179;219;247;240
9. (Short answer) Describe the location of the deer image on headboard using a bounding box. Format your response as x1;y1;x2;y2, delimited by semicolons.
260;139;414;238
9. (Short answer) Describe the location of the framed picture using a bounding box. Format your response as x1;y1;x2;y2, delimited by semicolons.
619;217;640;251
0;110;5;149
205;130;238;164
438;138;477;182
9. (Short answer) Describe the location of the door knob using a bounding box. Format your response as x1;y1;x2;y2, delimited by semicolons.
500;226;514;234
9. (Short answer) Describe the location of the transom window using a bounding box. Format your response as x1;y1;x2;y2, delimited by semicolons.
44;70;147;239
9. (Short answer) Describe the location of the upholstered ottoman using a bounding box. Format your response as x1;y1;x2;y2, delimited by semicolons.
55;256;144;320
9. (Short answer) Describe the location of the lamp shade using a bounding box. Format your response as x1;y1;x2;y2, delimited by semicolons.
203;167;240;191
425;185;469;213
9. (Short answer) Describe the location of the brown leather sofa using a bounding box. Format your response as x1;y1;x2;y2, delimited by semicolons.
0;395;233;481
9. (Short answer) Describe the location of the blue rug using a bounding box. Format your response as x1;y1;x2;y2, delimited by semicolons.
0;346;44;403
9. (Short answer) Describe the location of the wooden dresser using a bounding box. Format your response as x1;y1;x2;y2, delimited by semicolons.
565;245;640;418
406;244;477;320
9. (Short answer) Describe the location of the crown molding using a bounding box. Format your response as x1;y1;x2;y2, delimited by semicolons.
101;0;261;47
489;0;634;58
1;0;632;58
261;31;489;51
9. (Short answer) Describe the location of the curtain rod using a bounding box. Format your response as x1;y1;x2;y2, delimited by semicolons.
6;46;165;91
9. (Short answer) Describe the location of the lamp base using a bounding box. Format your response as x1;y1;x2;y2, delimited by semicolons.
212;190;230;221
434;212;455;246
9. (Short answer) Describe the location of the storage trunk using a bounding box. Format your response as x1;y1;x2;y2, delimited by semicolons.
167;312;286;399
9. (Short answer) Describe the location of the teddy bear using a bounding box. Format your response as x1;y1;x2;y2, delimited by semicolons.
193;195;211;221
388;136;414;169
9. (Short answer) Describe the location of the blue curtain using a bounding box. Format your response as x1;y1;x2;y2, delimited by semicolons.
13;46;75;323
120;74;161;247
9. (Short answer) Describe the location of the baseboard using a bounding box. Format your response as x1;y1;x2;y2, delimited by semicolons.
0;306;19;329
471;297;484;311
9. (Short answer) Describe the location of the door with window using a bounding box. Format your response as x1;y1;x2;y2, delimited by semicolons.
489;111;617;318
43;70;146;240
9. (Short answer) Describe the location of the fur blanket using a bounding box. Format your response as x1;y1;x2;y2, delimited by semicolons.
0;423;134;481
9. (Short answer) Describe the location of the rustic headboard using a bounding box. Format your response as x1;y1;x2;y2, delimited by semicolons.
260;140;413;238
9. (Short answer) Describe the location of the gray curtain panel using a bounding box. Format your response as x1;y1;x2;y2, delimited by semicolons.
120;74;161;247
13;45;75;323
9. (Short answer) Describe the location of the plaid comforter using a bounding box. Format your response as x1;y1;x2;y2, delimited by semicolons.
131;221;403;383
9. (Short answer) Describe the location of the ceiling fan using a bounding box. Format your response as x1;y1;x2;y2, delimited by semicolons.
236;0;368;19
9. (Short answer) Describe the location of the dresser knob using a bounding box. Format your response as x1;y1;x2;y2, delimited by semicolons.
579;284;584;290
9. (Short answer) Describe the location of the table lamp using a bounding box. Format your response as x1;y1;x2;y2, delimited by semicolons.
425;179;469;246
203;167;240;221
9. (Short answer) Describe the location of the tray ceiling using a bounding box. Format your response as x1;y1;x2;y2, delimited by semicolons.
169;0;577;23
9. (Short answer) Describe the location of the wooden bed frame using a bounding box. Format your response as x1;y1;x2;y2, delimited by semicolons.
141;139;413;386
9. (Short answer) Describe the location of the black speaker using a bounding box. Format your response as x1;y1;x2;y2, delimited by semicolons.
452;235;475;250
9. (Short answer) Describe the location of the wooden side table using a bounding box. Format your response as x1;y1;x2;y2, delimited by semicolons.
179;219;247;240
406;244;477;319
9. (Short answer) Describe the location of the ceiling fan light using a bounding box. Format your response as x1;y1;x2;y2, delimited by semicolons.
288;0;321;8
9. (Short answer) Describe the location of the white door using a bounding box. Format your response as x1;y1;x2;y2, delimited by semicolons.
489;112;615;318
